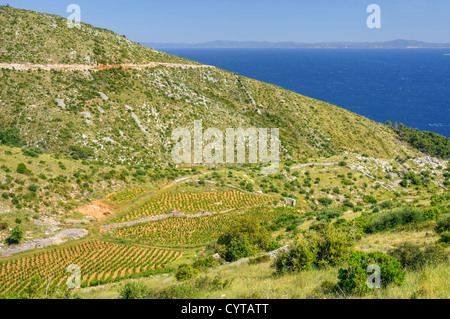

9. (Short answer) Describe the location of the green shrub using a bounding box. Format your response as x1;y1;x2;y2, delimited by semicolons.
119;282;147;299
424;207;441;220
265;240;281;251
175;264;199;281
307;224;355;268
6;225;24;245
363;195;377;204
318;197;333;207
192;256;220;270
217;215;270;262
337;252;405;295
438;232;450;244
16;163;31;175
435;215;450;234
69;145;94;160
273;241;315;274
366;207;425;233
388;243;448;270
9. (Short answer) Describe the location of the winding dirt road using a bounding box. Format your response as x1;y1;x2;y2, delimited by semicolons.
0;62;215;71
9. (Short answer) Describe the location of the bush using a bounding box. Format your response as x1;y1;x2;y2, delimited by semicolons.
6;225;24;245
317;208;342;220
192;256;220;270
265;240;281;252
16;163;31;175
424;207;441;220
119;282;147;299
435;215;450;234
308;224;355;268
273;241;315;274
69;145;94;160
175;264;199;281
274;225;355;273
388;243;448;270
0;221;8;230
318;197;333;207
217;215;270;262
366;207;425;233
363;195;377;204
438;232;450;244
337;252;405;295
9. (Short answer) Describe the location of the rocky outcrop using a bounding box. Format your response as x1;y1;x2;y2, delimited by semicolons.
0;229;88;257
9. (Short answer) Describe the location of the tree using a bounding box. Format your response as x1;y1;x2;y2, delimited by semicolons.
7;225;24;245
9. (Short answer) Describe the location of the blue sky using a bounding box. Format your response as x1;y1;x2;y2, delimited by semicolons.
4;0;450;43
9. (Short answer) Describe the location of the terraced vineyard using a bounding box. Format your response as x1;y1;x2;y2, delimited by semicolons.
0;241;181;295
113;207;288;246
116;190;273;222
105;188;151;205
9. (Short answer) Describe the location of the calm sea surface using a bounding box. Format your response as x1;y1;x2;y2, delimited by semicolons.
161;48;450;137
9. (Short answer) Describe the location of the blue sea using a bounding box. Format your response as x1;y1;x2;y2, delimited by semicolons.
162;49;450;137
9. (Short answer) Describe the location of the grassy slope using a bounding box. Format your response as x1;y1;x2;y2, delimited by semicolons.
0;6;197;65
0;7;419;166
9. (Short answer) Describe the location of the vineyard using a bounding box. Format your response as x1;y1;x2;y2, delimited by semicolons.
116;190;273;222
113;207;287;246
105;188;150;205
0;241;181;295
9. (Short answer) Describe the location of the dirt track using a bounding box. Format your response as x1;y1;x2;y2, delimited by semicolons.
0;62;215;71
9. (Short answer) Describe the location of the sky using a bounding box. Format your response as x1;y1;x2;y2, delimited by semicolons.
3;0;450;43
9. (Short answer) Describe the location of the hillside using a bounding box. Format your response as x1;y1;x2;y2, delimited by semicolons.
0;6;197;65
0;7;420;167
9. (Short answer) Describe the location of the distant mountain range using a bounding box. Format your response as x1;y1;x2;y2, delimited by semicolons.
143;39;450;49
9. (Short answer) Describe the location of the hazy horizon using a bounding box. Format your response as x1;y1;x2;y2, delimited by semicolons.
6;0;450;44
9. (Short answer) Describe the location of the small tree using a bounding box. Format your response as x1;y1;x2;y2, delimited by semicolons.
7;225;24;245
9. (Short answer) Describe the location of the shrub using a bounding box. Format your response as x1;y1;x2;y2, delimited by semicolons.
27;184;38;192
0;221;8;230
424;207;441;220
366;207;425;233
265;240;281;252
6;225;24;245
318;197;333;207
307;224;355;268
438;232;450;244
363;195;377;204
175;264;199;281
69;145;94;160
337;252;405;295
388;243;448;270
273;241;315;274
16;163;31;175
217;215;270;262
119;282;147;299
435;215;450;234
317;208;342;220
192;256;220;270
